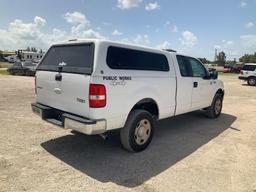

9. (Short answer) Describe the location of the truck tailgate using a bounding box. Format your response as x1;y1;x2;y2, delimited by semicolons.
36;71;91;117
35;43;94;118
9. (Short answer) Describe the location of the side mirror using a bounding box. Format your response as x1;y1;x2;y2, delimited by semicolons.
210;71;218;79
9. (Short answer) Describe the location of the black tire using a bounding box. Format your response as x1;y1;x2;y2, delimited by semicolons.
206;93;223;118
247;77;256;86
120;110;155;152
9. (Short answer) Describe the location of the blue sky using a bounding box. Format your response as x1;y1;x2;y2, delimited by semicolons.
0;0;256;60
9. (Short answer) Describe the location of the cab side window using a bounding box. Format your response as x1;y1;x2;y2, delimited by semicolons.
176;55;191;77
186;57;207;78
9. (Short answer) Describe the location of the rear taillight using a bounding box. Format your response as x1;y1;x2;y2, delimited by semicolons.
89;84;106;108
35;76;37;94
240;70;243;75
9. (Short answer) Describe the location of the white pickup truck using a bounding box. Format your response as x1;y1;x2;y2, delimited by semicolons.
32;39;224;152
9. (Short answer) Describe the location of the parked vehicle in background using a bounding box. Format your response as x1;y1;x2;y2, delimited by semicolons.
224;64;243;73
233;63;244;73
239;63;256;86
7;61;37;76
224;65;232;73
4;55;19;63
31;39;224;152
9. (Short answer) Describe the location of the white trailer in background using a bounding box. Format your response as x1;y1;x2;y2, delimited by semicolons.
21;51;44;62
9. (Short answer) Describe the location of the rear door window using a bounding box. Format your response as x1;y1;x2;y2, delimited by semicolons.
106;46;169;71
37;43;94;74
243;65;256;71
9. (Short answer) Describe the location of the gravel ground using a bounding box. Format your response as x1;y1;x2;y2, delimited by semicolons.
0;74;256;192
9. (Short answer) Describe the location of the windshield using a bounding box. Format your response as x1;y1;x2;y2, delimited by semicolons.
37;43;94;74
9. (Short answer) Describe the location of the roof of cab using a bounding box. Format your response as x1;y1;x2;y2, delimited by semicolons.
52;39;177;55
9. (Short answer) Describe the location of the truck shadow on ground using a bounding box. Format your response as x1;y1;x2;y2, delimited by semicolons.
41;111;236;188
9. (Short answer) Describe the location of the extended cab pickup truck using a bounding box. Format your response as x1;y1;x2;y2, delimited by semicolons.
32;39;224;152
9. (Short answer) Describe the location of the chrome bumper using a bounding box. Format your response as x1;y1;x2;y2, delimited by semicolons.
31;103;106;135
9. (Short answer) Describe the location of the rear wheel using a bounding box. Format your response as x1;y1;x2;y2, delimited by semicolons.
247;77;256;86
120;110;155;152
206;93;223;118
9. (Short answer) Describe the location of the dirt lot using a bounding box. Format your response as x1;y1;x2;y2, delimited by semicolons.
0;74;256;192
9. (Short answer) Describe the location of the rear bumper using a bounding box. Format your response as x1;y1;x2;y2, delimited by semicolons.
238;76;248;80
31;103;106;135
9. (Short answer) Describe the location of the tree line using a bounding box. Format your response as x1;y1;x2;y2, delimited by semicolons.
25;46;43;53
198;52;256;65
239;52;256;63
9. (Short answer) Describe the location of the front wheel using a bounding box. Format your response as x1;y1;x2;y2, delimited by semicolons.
120;110;155;152
206;94;223;118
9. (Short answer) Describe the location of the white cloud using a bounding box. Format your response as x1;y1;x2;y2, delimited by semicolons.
81;29;103;39
0;16;48;50
112;29;123;36
156;41;171;49
8;17;45;41
120;34;150;46
34;16;46;27
0;12;104;50
145;2;160;11
117;0;143;9
214;45;221;49
164;21;170;26
214;40;234;50
240;35;256;51
64;11;89;26
226;41;234;46
133;34;150;45
180;31;198;47
172;25;178;33
245;22;254;28
240;0;247;7
63;11;103;39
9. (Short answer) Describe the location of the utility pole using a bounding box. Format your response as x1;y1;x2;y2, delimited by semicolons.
214;48;218;62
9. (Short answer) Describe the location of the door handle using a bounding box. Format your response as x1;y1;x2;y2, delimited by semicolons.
193;82;198;88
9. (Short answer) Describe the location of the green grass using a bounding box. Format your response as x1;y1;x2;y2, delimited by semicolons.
0;62;12;68
0;69;9;75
